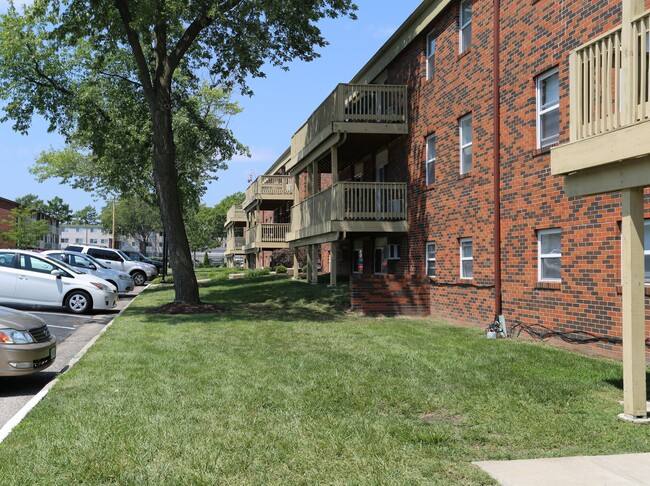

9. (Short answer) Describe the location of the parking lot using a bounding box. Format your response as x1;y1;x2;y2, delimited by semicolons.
0;287;144;431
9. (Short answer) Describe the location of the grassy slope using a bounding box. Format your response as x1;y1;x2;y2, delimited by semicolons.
0;273;648;485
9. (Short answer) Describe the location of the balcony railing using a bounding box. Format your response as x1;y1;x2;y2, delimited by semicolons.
571;10;650;141
226;236;245;253
245;223;291;247
292;83;408;158
243;175;294;209
225;205;246;225
291;182;407;232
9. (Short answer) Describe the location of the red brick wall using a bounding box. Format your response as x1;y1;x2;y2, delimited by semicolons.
0;199;17;248
350;274;430;316
350;0;650;360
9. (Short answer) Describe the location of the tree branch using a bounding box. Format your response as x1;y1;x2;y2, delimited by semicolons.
98;70;143;88
113;0;154;98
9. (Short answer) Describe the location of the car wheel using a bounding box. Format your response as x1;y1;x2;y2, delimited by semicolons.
65;290;92;314
132;271;146;286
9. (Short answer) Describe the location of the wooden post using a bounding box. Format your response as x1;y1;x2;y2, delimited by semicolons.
330;241;338;287
293;248;300;279
621;0;645;125
621;187;647;419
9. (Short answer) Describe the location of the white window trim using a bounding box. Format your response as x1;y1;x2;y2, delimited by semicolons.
460;237;473;279
459;0;471;53
426;133;436;185
538;228;561;282
536;67;560;149
426;242;436;277
426;32;436;80
459;114;472;174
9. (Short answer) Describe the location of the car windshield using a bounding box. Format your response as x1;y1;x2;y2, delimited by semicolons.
82;254;110;270
117;250;132;261
42;255;84;275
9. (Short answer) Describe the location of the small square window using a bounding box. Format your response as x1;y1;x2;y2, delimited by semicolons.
460;238;473;279
538;229;561;281
426;242;436;277
426;134;436;185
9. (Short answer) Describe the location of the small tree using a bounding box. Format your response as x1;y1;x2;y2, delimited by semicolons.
0;206;49;249
100;197;162;252
71;206;100;225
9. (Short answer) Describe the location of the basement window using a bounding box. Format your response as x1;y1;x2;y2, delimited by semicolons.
426;242;436;277
645;220;650;285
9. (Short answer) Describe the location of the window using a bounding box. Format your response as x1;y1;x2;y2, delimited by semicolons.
61;238;69;244
426;134;436;185
374;237;388;274
90;239;98;244
460;238;473;279
536;68;559;148
426;32;436;80
353;241;364;274
538;229;561;281
426;242;436;277
459;0;472;53
75;238;83;244
387;244;399;260
459;114;473;174
643;219;650;285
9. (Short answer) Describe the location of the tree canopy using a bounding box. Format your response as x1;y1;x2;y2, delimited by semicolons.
0;0;357;306
100;197;162;251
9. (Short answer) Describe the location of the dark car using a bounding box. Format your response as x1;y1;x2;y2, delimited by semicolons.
122;250;164;273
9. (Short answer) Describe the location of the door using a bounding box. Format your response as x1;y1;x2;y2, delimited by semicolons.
14;254;65;306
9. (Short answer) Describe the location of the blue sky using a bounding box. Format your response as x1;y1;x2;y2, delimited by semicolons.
0;1;422;212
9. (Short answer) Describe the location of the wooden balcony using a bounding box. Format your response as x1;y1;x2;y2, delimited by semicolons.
551;9;650;195
225;236;246;257
243;175;294;211
225;206;246;227
290;84;408;171
243;223;291;252
287;182;408;245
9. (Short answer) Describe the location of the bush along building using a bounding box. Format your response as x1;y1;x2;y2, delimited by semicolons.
229;0;650;419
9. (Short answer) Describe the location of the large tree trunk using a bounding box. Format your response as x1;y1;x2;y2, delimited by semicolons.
151;87;201;305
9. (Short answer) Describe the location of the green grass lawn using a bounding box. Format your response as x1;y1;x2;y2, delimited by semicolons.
1;272;648;484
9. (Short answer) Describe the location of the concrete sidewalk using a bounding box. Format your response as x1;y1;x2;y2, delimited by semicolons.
475;452;650;485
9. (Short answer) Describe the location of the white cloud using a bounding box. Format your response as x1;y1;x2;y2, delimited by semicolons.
228;147;280;165
366;24;399;40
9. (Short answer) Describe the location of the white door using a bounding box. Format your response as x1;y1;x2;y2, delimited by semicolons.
14;254;65;306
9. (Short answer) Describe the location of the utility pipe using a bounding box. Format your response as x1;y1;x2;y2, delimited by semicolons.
492;0;502;316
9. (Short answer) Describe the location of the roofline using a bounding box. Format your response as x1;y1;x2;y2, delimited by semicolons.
266;146;291;175
351;0;453;84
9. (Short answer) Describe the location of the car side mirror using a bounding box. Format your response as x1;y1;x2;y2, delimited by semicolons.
89;264;97;270
50;269;62;278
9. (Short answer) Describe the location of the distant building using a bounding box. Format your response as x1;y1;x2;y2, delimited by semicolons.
0;196;61;250
61;224;164;257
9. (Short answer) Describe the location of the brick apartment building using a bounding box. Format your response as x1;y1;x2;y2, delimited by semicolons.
229;0;650;368
0;196;61;249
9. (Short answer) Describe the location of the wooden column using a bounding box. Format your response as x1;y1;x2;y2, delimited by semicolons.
293;248;300;279
621;187;647;419
330;241;338;287
622;0;645;124
306;244;314;284
311;245;318;284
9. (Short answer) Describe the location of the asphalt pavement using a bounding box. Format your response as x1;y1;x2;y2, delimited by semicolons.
0;287;143;431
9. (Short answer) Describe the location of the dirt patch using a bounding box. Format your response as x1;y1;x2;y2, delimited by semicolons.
147;302;225;315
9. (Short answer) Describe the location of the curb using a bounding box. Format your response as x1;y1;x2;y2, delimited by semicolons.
0;291;143;444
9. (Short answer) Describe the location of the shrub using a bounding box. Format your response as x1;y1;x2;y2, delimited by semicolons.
275;265;287;274
203;252;210;267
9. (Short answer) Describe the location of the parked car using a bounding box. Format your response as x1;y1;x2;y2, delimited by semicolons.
0;305;57;376
65;245;157;286
122;250;164;273
0;249;118;314
43;250;135;294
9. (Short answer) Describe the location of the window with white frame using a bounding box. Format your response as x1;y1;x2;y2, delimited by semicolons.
536;68;559;148
426;32;436;80
459;0;472;53
643;219;650;285
426;242;436;277
538;228;561;281
459;114;473;174
426;134;436;185
460;238;473;279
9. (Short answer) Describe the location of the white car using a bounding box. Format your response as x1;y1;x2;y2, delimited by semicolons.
0;249;118;314
65;245;157;286
43;250;135;294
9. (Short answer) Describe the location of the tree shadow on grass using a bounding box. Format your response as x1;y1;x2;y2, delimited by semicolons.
137;276;351;325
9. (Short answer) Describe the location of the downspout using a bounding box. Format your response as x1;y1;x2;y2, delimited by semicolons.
493;0;502;317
